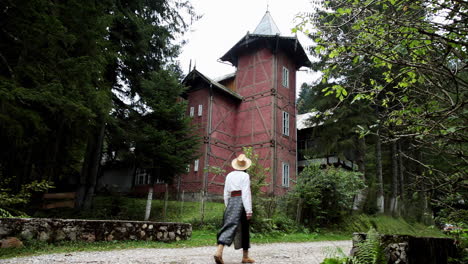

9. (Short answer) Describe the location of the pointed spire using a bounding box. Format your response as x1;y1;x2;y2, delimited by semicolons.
253;11;281;36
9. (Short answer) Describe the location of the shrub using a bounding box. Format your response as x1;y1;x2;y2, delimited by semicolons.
0;178;53;217
288;164;365;227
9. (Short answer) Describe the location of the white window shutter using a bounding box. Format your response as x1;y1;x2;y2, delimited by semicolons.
194;159;199;172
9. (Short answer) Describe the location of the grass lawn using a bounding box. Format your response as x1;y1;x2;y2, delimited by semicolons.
32;196;225;225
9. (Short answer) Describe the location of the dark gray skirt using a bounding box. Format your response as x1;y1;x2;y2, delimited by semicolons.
216;196;250;250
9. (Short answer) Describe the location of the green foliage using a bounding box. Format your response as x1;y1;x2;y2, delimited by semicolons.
321;228;386;264
288;164;365;227
0;208;13;218
296;0;467;224
321;247;349;264
243;146;292;234
0;178;53;216
340;214;446;238
244;146;269;197
1;0;198;210
353;228;386;264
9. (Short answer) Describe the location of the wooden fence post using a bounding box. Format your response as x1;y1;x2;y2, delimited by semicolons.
200;190;205;225
180;190;185;216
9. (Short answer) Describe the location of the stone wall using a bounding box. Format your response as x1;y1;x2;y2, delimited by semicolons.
0;218;191;243
351;233;458;264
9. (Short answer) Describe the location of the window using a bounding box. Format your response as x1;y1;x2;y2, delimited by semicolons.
186;164;191;172
135;168;165;185
282;162;290;187
282;67;289;88
194;159;199;172
135;169;150;185
189;106;194;117
198;104;203;116
282;111;290;136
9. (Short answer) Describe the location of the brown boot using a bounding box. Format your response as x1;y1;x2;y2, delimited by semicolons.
214;255;224;264
242;250;255;263
214;244;224;264
241;257;255;263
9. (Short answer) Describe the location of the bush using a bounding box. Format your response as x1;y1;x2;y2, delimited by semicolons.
0;178;53;217
288;164;365;228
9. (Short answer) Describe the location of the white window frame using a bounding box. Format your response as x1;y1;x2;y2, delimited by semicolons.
198;104;203;116
135;169;150;185
194;159;199;172
282;111;290;136
282;67;289;88
282;162;290;187
189;106;194;117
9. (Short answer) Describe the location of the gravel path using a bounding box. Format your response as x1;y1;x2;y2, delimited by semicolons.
0;240;351;264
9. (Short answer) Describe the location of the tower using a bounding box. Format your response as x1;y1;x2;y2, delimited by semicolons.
181;11;310;197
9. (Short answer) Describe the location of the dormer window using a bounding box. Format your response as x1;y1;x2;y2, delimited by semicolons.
282;67;289;88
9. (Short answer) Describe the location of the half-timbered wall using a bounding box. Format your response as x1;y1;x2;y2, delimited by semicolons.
234;47;297;196
179;45;299;197
180;85;209;193
206;89;239;194
273;51;297;195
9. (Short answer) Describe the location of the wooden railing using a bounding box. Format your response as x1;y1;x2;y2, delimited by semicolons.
42;192;76;209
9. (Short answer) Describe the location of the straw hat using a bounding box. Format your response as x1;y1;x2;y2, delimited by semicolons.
231;154;252;171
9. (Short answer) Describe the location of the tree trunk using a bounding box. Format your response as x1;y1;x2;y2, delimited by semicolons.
398;141;405;200
353;137;367;210
390;140;399;214
296;198;303;224
76;120;105;210
144;184;153;221
376;135;384;213
398;141;405;215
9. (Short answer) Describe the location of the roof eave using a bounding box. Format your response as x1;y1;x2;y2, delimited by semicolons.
183;70;243;101
220;34;311;69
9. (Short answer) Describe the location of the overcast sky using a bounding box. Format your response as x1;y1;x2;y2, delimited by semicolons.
177;0;320;98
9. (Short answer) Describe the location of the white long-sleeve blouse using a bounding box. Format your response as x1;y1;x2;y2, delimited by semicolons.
223;170;252;214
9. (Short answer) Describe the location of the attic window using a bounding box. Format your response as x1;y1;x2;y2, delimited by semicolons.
282;67;289;88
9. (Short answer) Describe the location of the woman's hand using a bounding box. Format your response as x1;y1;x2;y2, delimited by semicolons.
246;212;252;220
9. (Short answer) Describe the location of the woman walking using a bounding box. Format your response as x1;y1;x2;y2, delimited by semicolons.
214;154;255;264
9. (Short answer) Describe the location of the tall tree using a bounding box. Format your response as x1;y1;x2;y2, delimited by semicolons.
1;0;199;211
296;0;467;221
76;0;198;209
0;0;110;192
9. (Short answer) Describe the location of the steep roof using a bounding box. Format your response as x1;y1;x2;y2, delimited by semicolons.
253;11;281;35
182;69;243;101
220;12;311;69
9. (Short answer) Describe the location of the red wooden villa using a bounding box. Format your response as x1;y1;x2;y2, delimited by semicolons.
179;11;310;198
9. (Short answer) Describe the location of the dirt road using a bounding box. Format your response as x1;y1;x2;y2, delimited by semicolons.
0;240;352;264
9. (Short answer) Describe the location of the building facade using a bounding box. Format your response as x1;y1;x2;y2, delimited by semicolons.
180;12;310;198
